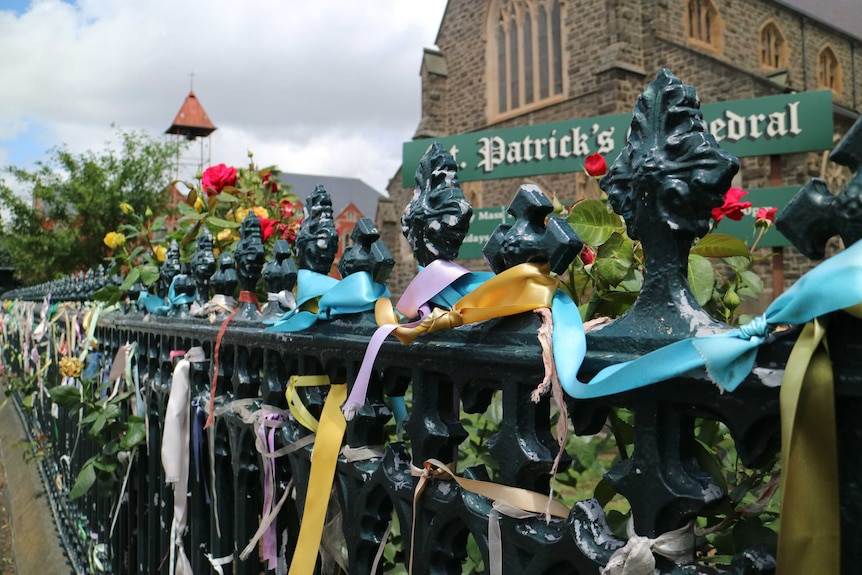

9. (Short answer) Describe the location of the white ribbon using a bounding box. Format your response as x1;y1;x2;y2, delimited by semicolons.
268;290;297;311
204;552;234;575
601;517;694;575
161;346;206;575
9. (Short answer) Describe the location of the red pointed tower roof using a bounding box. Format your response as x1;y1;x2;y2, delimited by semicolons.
165;90;216;139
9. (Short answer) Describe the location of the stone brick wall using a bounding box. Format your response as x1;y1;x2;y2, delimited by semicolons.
383;0;862;300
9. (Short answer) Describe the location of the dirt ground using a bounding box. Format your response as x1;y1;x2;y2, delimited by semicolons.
0;459;16;574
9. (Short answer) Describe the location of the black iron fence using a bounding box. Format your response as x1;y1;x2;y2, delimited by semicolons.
1;69;860;574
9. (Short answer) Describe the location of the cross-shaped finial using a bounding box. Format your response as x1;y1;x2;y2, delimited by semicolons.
189;71;195;91
338;218;395;283
776;116;862;259
482;184;582;275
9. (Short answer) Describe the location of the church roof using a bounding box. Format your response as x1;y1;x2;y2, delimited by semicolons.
776;0;862;41
165;91;217;139
276;173;388;222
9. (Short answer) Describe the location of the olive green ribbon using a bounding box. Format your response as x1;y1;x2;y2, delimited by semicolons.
776;318;839;575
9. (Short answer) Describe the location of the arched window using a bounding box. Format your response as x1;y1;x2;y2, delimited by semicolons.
488;0;566;118
686;0;723;52
818;45;842;94
759;21;787;70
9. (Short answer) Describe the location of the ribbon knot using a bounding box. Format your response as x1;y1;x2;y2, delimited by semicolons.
737;314;769;340
601;518;694;575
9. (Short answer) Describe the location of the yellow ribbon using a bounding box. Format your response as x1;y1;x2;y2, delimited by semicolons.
377;262;559;344
286;375;331;432
288;383;347;575
776;318;840;575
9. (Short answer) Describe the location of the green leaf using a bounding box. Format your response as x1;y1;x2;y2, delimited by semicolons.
594;257;630;286
48;385;81;409
566;200;621;246
138;263;161;286
597;232;634;263
92;285;120;302
120;421;146;450
691;234;752;258
206;217;241;229
739;270;764;294
688;254;716;306
723;255;752;272
92;454;118;473
69;460;97;500
213;192;239;204
119;267;141;291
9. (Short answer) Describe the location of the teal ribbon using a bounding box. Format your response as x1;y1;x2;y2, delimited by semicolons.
560;240;862;399
429;271;494;310
148;276;196;316
267;270;388;332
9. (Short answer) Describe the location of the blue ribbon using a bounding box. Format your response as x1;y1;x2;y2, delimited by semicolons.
428;271;494;310
267;270;389;332
559;240;862;399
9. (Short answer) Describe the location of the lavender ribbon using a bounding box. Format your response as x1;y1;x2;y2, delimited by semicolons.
342;260;488;419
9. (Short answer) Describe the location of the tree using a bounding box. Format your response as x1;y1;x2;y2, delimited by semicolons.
0;128;182;284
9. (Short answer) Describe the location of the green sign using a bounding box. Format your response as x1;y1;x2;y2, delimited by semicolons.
458;186;800;260
403;91;834;186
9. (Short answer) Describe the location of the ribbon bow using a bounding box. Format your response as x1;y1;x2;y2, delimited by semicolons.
267;270;387;332
561;240;862;399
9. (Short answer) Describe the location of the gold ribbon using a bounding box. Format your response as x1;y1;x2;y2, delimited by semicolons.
286;375;332;432
377;262;559;345
287;383;347;575
776;318;840;575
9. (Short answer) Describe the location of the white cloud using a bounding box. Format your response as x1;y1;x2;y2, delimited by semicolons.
0;0;447;191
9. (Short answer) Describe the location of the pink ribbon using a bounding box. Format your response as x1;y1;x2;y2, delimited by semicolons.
259;412;284;569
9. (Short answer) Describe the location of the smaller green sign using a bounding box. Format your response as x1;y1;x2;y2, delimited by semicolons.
459;206;514;260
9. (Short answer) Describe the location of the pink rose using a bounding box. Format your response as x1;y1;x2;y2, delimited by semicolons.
201;164;237;197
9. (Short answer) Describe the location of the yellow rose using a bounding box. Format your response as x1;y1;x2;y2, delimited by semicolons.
193;196;205;212
217;228;234;243
153;245;167;262
119;201;134;215
103;231;126;249
252;206;269;219
59;356;83;379
234;207;250;223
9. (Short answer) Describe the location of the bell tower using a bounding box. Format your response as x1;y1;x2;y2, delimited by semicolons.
165;77;217;180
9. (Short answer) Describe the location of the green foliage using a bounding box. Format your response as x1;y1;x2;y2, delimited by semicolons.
48;377;145;500
0;127;182;284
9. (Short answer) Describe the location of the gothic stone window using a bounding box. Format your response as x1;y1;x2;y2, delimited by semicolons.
685;0;723;53
488;0;566;119
818;45;842;95
759;21;787;70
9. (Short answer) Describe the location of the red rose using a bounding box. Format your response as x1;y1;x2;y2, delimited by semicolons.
279;199;295;219
755;206;777;224
262;171;279;193
259;216;279;241
580;246;596;265
711;188;752;222
201;164;237;197
584;152;608;177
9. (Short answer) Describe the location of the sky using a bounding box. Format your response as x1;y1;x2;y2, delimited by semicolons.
0;0;449;198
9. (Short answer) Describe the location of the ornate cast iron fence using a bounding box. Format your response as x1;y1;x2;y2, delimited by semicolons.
1;69;860;574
